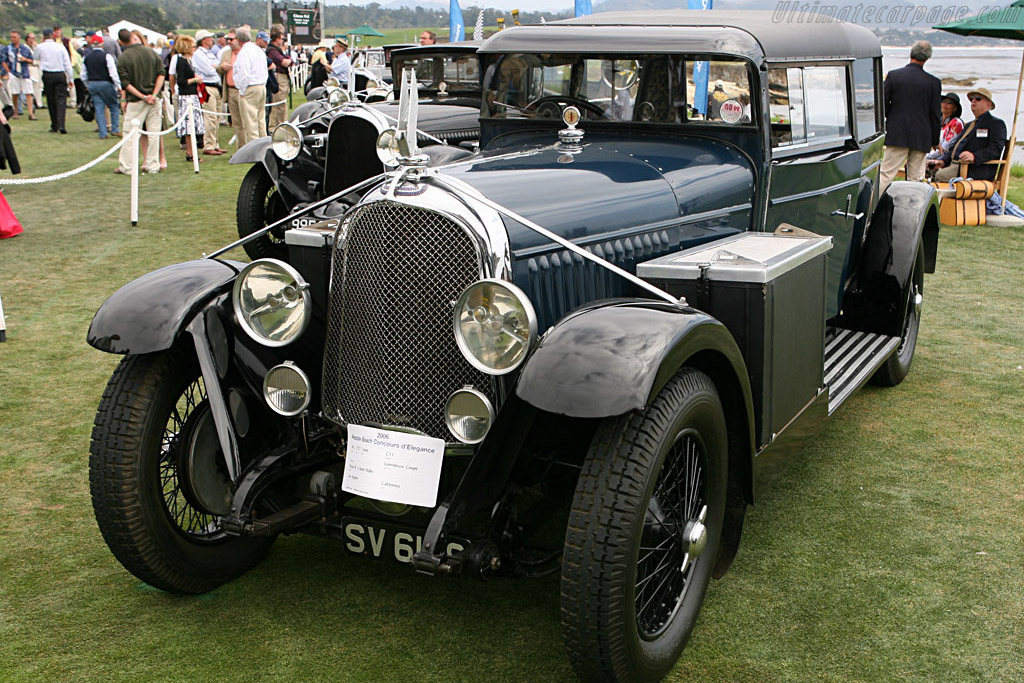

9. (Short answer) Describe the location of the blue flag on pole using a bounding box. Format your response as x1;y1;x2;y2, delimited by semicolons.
689;0;713;115
450;0;465;41
575;0;592;17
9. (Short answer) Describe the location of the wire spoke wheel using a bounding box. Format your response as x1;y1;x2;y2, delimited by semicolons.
562;368;727;683
90;346;274;594
635;430;707;639
158;376;223;539
237;164;290;261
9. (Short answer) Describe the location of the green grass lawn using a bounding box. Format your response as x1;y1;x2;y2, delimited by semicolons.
1;110;1022;682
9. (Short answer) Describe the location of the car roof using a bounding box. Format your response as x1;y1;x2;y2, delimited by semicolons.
478;11;880;62
390;41;483;57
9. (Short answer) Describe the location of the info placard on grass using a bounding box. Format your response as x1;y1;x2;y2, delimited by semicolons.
342;425;445;507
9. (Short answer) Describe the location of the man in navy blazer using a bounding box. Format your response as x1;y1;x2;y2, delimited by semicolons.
879;41;941;192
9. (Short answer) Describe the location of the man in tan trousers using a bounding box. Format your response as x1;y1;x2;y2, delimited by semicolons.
218;30;246;147
265;25;292;130
232;26;267;146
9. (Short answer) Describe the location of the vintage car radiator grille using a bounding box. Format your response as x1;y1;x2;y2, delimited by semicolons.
322;200;492;441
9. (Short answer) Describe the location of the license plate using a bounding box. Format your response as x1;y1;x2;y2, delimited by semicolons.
289;217;339;230
341;516;466;563
290;217;319;229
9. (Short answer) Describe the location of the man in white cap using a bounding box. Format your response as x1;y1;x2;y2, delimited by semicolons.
330;37;350;88
191;29;225;154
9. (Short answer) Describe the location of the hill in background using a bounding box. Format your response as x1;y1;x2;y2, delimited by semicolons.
3;0;1018;46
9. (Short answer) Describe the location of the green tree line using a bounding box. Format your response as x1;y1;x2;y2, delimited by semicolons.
0;0;569;34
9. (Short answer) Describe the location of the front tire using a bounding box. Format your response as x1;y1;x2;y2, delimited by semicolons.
872;243;924;387
561;368;728;682
236;164;289;262
89;346;273;594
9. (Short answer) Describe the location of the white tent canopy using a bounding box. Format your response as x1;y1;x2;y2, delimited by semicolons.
107;20;164;47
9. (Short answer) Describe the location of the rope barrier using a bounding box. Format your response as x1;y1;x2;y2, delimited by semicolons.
198;97;286;118
199;106;230;117
138;120;183;137
0;131;138;185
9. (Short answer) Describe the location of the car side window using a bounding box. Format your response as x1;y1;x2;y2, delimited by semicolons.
769;67;805;147
853;57;880;141
686;60;752;124
804;66;850;142
770;64;850;149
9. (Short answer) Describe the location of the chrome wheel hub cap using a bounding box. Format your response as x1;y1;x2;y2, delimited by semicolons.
680;505;708;573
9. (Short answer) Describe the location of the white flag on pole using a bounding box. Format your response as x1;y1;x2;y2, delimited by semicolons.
474;10;485;40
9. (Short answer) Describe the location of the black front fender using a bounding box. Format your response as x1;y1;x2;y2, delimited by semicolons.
516;300;753;421
230;137;273;165
87;260;243;354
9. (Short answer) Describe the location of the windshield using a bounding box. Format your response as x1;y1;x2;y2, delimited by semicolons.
392;53;481;94
483;53;753;125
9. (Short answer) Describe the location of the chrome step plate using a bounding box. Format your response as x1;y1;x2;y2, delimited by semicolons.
824;328;901;414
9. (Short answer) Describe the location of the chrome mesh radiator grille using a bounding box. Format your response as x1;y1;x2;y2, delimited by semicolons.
322;200;492;441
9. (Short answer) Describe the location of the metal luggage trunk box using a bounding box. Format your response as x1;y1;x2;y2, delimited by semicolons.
638;232;832;449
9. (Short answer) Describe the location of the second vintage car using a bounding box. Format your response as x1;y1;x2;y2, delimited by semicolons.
88;12;939;683
231;41;482;261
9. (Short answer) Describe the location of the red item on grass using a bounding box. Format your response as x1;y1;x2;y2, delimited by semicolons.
0;189;23;239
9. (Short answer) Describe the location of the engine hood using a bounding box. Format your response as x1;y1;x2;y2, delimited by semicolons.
439;131;755;254
369;99;481;135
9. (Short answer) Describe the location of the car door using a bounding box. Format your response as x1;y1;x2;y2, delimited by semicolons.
763;64;862;319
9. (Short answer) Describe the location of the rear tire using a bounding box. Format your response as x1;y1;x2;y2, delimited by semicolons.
90;346;273;594
872;243;924;387
236;164;289;262
561;368;728;682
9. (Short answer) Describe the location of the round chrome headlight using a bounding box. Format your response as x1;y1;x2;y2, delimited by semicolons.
376;128;401;167
263;362;311;416
271;122;303;161
232;259;311;347
326;86;349;107
454;279;537;375
445;387;494;444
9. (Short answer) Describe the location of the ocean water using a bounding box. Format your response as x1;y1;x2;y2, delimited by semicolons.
883;45;1024;163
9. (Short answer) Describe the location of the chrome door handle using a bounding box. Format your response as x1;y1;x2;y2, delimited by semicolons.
831;193;863;220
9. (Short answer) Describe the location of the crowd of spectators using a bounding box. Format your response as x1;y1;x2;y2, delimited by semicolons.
0;23;310;174
882;40;1011;195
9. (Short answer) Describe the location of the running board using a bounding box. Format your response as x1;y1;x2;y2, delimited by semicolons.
824;328;901;414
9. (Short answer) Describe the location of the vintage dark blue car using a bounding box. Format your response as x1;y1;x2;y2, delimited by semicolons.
231;41;482;261
88;12;939;682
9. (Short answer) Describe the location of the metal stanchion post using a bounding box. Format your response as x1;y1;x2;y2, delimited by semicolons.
189;102;199;173
129;118;141;226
